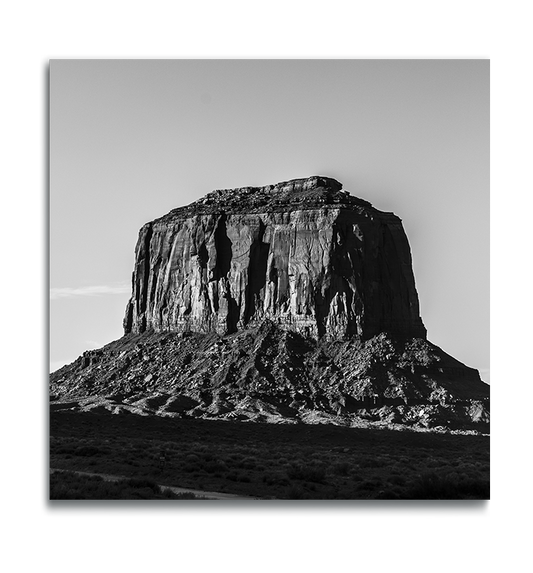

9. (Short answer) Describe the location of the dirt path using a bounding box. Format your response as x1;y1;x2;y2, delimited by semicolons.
50;468;263;500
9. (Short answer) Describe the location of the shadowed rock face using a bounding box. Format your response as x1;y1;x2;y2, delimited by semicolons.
124;176;426;340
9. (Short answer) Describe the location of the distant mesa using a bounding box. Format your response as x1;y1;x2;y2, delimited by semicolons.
51;176;489;432
123;175;426;341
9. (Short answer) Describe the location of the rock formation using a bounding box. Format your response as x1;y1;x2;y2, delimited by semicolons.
123;176;426;341
51;176;489;432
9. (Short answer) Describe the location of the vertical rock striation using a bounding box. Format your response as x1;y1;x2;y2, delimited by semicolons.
124;176;426;341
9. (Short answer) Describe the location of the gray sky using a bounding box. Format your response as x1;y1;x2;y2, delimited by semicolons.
50;59;489;380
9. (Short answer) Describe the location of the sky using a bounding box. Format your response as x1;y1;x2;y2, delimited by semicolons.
50;59;489;381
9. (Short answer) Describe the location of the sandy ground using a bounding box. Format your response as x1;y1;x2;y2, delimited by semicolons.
50;468;263;500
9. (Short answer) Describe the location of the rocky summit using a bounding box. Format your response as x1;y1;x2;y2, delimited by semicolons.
50;176;489;432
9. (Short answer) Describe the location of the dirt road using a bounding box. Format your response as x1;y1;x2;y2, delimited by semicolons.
50;468;263;500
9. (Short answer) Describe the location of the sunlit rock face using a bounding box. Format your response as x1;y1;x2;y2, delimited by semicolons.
123;176;426;341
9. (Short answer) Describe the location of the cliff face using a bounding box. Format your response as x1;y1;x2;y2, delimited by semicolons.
123;176;426;341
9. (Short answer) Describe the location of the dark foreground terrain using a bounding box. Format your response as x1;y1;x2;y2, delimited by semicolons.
50;411;489;500
50;471;207;500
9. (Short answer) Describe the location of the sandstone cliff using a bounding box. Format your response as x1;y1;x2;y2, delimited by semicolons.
51;176;489;432
123;176;426;341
